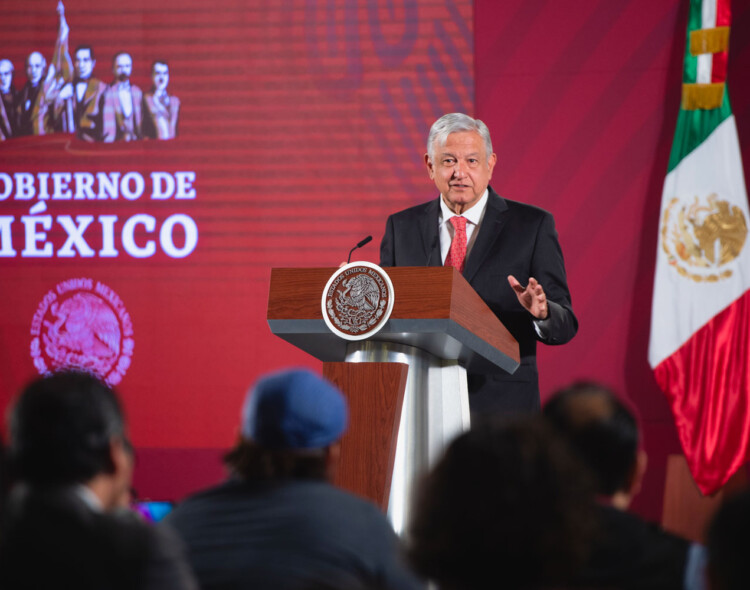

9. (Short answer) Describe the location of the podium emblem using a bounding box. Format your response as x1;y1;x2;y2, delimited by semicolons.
322;262;394;340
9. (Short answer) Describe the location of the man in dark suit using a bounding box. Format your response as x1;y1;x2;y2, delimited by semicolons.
53;44;107;141
15;51;59;136
380;113;577;416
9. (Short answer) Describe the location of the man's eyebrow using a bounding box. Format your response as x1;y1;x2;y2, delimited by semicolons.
440;152;480;157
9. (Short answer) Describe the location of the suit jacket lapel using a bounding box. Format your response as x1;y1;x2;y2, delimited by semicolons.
83;80;97;106
463;187;509;282
420;198;441;267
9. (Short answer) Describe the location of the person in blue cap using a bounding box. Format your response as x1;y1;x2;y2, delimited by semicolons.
164;368;424;590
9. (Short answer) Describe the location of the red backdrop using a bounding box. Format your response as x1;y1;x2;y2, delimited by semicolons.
1;0;749;521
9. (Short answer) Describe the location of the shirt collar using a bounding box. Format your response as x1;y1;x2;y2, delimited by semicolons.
439;188;489;225
73;484;104;513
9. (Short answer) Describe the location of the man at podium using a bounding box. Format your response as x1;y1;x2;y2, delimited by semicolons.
380;113;577;416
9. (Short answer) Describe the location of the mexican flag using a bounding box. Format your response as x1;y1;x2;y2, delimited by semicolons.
648;0;750;495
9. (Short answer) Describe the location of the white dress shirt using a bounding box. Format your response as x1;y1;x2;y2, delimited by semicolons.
438;189;489;264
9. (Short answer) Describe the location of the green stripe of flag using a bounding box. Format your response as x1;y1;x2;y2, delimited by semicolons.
668;87;732;172
682;0;703;84
667;0;733;172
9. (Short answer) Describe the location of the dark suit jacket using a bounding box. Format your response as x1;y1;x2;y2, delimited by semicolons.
53;78;108;141
380;187;577;415
0;486;198;590
142;91;180;140
0;89;15;139
573;505;692;589
15;80;56;136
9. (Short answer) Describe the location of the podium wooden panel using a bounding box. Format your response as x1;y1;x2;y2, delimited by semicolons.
323;362;409;509
661;454;748;543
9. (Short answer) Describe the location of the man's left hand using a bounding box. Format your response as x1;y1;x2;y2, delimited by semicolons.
508;275;549;320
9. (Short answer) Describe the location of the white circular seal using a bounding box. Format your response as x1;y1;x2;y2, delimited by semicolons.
30;278;134;385
322;262;395;341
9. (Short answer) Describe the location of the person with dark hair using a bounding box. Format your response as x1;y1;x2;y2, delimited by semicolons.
165;368;424;590
380;113;577;417
102;52;143;141
0;370;198;590
543;382;705;590
706;489;750;590
407;417;598;590
142;60;180;140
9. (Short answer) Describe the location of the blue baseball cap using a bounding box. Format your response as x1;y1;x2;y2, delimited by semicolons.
241;369;348;449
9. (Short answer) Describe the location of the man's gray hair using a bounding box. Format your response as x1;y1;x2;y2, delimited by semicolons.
427;113;493;161
0;59;14;72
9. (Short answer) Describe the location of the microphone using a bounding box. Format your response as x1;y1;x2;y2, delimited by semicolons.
347;235;373;263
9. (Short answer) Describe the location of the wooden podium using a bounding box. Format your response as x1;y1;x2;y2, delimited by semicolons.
267;266;519;532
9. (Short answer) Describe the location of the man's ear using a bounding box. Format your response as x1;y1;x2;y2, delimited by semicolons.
424;153;435;179
487;152;497;176
107;436;133;483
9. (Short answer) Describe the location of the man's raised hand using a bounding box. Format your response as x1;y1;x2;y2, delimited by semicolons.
508;275;549;320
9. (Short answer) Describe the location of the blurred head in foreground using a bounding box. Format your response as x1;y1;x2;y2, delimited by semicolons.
543;381;645;509
8;370;133;509
407;417;597;590
224;368;348;482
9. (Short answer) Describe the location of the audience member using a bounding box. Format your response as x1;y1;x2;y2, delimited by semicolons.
165;368;424;590
706;489;750;590
0;370;198;590
543;381;705;590
406;417;597;590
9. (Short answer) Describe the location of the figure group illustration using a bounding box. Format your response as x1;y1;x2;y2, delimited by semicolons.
0;2;180;143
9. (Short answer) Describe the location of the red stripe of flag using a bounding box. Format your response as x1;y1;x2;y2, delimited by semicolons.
712;0;731;82
654;289;750;494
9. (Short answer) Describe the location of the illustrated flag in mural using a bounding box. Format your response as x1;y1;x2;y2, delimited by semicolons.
648;0;750;494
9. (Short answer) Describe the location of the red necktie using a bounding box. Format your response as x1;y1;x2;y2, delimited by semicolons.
444;216;467;273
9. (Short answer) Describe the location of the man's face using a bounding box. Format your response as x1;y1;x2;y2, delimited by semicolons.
426;130;497;215
26;52;45;85
113;54;132;82
74;48;95;80
0;61;12;93
152;63;169;92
